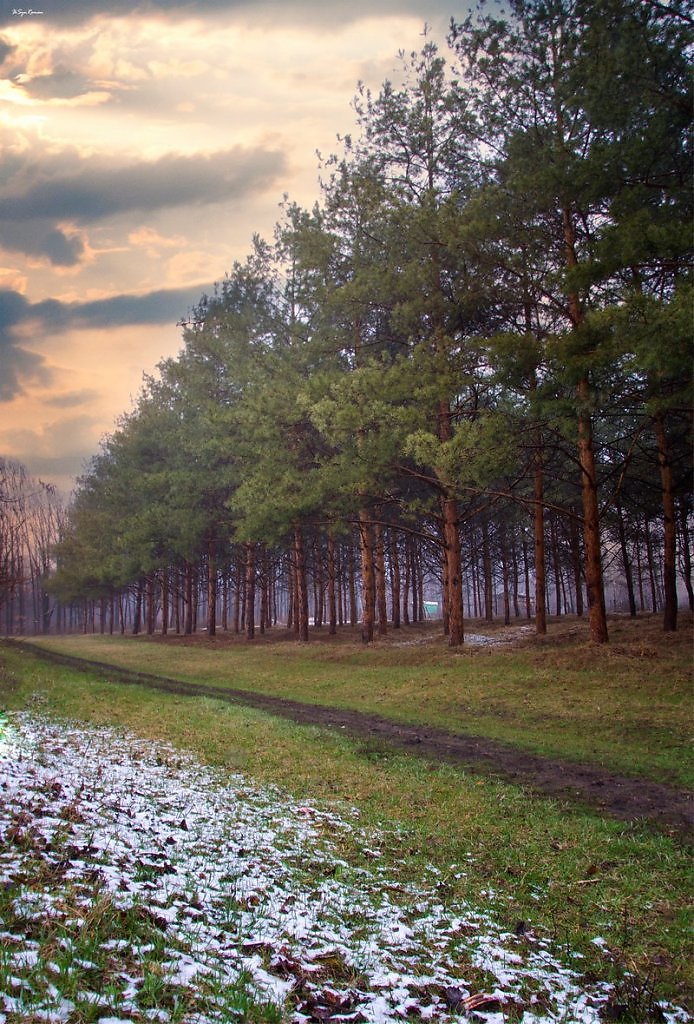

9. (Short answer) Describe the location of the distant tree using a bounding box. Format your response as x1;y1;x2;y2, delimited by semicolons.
0;459;30;616
1;459;64;634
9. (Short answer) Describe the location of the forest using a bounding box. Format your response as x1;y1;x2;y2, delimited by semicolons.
2;0;692;647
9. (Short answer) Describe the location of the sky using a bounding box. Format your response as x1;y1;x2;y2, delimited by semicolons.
0;0;458;496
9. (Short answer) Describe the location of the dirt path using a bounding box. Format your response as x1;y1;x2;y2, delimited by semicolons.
10;641;693;836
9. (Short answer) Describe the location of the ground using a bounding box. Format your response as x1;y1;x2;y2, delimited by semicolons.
15;626;692;837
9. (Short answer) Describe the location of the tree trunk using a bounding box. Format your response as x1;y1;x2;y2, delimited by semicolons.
337;546;345;627
440;528;450;636
313;536;324;629
245;541;256;640
533;442;547;634
259;547;269;635
482;519;493;622
17;580;25;635
522;533;532;619
327;532;337;635
562;196;608;643
644;516;659;612
41;587;51;635
132;580;143;636
291;552;299;634
161;570;169;635
635;527;646;612
286;554;294;630
389;532;401;629
616;501;637;617
172;573;180;634
374;519;388;636
510;534;520;618
347;539;358;627
568;510;584;618
293;524;309;642
402;535;411;625
653;413;678;631
577;383;609;642
441;496;464;643
191;572;199;633
500;525;511;626
549;514;562;617
358;511;375;643
556;162;606;634
233;557;241;634
678;499;694;611
207;539;217;636
184;561;194;635
410;537;419;624
146;576;155;634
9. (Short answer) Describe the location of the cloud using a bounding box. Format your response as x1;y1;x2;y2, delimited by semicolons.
0;289;30;330
23;451;93;494
28;282;209;331
0;266;27;292
128;226;186;255
44;388;100;407
0;291;51;399
0;414;102;493
2;147;287;222
0;214;85;266
0;146;286;264
41;227;85;266
14;65;98;99
42;226;86;265
0;37;14;63
0;344;49;400
71;286;209;328
1;414;99;456
2;0;448;29
0;283;209;400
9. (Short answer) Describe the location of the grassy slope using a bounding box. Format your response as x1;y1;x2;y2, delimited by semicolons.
1;620;692;1011
25;614;693;787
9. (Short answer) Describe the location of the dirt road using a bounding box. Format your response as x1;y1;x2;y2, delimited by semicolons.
9;641;693;836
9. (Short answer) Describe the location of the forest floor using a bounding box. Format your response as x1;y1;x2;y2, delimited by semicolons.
9;635;693;836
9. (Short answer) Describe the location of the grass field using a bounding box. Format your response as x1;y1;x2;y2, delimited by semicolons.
1;613;692;1017
23;613;693;787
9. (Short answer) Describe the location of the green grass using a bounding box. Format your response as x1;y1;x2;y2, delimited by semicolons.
23;614;694;787
0;852;281;1023
1;635;692;1013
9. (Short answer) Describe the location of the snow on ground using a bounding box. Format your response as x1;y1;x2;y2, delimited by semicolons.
394;627;535;649
464;628;536;647
0;713;686;1023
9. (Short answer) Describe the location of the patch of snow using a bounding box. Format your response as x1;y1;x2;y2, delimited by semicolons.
0;712;688;1024
463;626;536;646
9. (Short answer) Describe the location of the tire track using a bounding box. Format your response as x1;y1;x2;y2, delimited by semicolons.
6;639;692;836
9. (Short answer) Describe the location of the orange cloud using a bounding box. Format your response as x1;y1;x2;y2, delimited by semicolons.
128;226;186;257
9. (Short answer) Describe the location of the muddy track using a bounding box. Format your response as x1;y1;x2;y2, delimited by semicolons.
8;640;693;836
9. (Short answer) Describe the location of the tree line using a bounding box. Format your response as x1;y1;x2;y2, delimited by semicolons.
0;459;65;635
28;0;692;645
